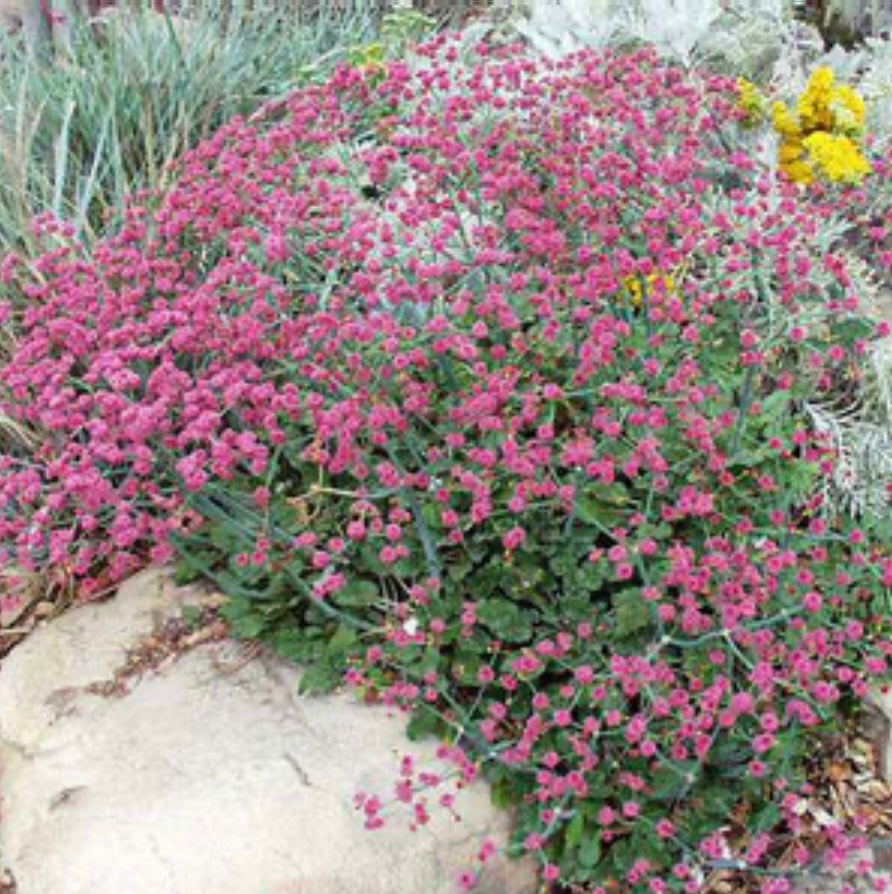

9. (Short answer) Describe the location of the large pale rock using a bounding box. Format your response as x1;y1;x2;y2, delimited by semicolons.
865;685;892;782
0;567;536;894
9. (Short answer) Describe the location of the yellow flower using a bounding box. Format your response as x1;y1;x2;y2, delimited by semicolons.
802;131;872;184
829;84;865;134
777;138;813;184
737;78;766;128
797;67;835;131
771;67;871;186
347;42;388;78
775;130;812;184
778;137;805;163
772;101;801;138
806;66;835;94
784;157;815;185
621;272;677;308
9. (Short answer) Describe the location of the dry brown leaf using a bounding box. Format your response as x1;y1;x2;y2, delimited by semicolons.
198;592;229;609
859;780;892;801
828;762;853;783
285;496;312;525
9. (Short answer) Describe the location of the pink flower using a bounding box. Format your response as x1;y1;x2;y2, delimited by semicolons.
458;872;478;891
802;591;823;613
655;819;675;839
311;551;330;570
553;709;573;728
752;733;775;754
502;525;526;551
542;864;560;882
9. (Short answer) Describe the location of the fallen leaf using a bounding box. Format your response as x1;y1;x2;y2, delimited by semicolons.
828;762;852;783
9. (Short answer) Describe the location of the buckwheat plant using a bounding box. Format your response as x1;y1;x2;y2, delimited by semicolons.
1;33;891;893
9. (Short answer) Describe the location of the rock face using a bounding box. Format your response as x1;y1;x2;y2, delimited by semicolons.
866;686;892;783
0;567;537;894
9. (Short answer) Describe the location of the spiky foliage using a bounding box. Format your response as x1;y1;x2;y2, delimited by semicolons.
0;0;388;257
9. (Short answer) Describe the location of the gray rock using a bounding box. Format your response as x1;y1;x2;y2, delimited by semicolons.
0;567;536;894
790;846;891;894
864;686;892;782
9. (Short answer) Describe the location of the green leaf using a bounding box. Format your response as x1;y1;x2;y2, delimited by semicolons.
711;736;750;773
297;662;342;695
450;649;486;684
757;391;790;419
564;812;585;851
406;647;442;678
753;802;782;831
627;828;664;867
635;522;672;541
179;604;204;630
576;560;609;592
406;708;449;742
575;484;630;528
233;615;266;639
333;579;379;607
421;502;443;533
578;830;601;868
650;763;696;801
697;784;739;822
270;629;325;665
476;597;534;643
612;589;651;638
605;837;632;876
326;623;358;655
730;446;774;468
446;554;472;582
490;778;522;810
172;559;203;586
829;315;873;347
470;562;504;599
221;601;266;639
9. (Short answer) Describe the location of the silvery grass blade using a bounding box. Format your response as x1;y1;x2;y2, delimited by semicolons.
0;0;386;255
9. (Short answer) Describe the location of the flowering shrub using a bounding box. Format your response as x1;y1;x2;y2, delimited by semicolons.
2;33;892;893
771;66;871;185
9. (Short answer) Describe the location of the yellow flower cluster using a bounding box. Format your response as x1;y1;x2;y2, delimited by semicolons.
802;131;872;183
771;67;870;186
621;272;677;308
736;78;767;129
347;42;388;78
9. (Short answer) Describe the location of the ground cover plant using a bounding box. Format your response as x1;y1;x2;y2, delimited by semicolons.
0;0;438;468
1;25;892;894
